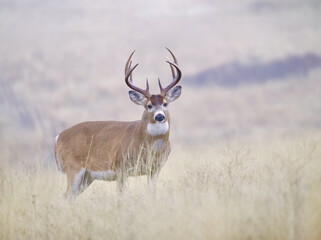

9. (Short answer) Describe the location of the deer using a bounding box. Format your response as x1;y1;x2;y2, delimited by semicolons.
54;48;182;199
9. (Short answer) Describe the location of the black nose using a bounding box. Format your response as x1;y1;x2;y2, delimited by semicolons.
155;114;165;122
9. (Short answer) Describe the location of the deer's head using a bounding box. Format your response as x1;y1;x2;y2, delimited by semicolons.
125;48;182;124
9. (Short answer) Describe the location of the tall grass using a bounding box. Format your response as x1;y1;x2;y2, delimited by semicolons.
1;133;321;240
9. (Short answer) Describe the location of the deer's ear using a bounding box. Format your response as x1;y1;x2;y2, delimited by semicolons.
166;86;182;102
129;91;147;105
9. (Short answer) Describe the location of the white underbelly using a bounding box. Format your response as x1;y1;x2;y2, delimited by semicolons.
88;170;117;181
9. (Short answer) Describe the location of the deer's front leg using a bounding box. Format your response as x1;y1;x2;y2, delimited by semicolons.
150;170;161;187
116;170;127;193
148;164;162;188
148;153;168;187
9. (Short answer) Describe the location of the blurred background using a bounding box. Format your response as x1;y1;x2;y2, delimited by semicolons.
1;0;321;164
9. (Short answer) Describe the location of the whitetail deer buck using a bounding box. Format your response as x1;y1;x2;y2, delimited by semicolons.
54;48;182;199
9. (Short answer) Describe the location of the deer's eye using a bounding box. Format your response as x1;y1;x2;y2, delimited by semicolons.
163;103;168;107
147;104;152;109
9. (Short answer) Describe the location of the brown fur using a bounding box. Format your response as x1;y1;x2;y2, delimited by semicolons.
55;104;171;198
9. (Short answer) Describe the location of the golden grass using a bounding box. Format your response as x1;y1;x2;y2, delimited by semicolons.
1;132;321;240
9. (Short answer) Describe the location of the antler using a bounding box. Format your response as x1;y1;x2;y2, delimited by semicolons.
125;50;150;98
158;47;182;96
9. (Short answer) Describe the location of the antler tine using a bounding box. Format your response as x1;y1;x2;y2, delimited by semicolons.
166;60;182;82
128;60;133;83
125;50;135;75
146;78;149;91
166;57;176;78
124;51;150;98
165;47;178;64
159;48;182;96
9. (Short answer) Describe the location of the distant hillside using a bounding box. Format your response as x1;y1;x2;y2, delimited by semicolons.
185;53;321;87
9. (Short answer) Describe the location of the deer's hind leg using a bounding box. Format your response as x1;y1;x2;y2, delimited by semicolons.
65;167;94;200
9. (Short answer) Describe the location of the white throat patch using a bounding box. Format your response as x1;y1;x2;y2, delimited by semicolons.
153;139;164;151
147;122;169;136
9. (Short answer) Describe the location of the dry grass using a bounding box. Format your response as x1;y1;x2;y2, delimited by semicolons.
1;132;320;240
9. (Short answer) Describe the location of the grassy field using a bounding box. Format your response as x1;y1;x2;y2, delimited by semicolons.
1;132;320;240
